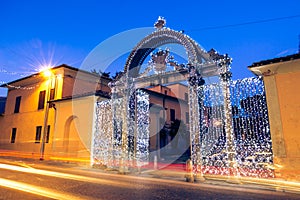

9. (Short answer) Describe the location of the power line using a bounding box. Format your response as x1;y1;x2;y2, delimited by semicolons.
188;14;300;32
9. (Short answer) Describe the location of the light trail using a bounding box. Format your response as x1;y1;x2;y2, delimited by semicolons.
0;163;139;189
1;162;299;196
0;178;87;200
240;177;300;193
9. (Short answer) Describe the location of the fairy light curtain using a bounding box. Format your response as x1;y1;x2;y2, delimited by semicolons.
135;89;150;167
199;77;274;178
93;89;149;168
93;100;113;167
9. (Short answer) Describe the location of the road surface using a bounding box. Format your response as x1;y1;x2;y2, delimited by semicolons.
0;158;299;200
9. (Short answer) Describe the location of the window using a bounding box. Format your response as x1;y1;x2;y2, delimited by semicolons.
186;112;189;124
50;88;55;100
35;126;42;143
46;125;50;143
185;93;188;101
38;90;46;110
14;96;21;113
11;128;17;143
35;126;50;143
170;109;175;122
49;89;55;108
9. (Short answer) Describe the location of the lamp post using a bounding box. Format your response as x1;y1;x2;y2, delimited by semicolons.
40;69;53;160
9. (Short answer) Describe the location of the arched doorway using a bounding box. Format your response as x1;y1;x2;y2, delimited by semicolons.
63;115;80;157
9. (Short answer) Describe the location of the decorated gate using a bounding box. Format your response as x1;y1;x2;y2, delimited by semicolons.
91;17;274;179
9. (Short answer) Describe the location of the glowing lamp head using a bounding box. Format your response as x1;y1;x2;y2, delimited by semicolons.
39;65;53;78
42;69;53;78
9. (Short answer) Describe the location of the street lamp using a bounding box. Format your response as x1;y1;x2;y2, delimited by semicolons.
40;68;54;160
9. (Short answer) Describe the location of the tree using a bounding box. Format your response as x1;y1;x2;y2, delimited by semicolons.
90;69;110;78
112;71;124;80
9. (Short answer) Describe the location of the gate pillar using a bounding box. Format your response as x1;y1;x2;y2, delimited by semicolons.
188;64;205;181
218;53;240;180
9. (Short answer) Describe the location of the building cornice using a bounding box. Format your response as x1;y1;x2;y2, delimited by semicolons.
0;64;112;88
248;53;300;76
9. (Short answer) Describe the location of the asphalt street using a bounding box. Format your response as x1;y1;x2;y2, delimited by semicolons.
0;157;299;200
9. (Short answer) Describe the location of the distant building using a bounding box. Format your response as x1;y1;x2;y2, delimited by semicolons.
144;83;189;159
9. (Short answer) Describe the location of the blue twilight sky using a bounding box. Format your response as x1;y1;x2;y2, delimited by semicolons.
0;0;300;96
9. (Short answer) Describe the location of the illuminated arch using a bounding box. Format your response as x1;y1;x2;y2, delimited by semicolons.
124;28;212;78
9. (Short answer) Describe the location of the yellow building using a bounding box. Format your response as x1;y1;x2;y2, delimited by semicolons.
0;64;110;162
248;53;300;181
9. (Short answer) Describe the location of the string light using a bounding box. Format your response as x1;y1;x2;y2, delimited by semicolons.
0;69;33;76
93;100;113;167
1;83;40;91
135;89;150;166
199;77;273;178
92;89;150;169
124;25;211;77
1;68;38;90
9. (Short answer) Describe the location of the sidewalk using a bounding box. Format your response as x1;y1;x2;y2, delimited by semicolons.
138;167;300;194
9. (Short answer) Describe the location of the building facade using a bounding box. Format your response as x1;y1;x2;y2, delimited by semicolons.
0;64;110;161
